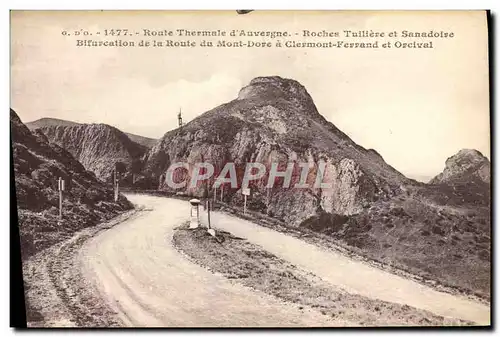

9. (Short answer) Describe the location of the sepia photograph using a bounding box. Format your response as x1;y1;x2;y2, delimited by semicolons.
9;10;491;328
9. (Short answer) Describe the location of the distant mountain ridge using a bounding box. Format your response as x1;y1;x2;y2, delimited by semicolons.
27;117;158;149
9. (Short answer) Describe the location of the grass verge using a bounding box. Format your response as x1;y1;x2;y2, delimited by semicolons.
173;223;470;327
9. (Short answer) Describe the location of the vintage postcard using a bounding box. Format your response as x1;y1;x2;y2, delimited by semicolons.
10;10;491;327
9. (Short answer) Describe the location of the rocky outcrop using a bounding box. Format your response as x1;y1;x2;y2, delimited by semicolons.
27;118;158;149
11;109;132;258
29;121;149;182
430;149;490;185
143;76;409;225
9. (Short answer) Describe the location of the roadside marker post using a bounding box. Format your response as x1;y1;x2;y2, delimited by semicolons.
266;188;271;213
242;187;250;215
113;169;119;202
189;198;201;229
58;177;65;219
207;200;212;229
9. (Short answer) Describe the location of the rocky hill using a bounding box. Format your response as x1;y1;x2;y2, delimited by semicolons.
430;149;490;185
26;117;80;129
28;119;151;183
143;76;409;224
27;118;157;149
422;149;490;208
11;109;132;259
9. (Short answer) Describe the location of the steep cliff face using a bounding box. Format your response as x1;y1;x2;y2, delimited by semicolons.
430;149;490;185
30;122;148;182
11;109;132;258
27;117;158;149
143;76;409;225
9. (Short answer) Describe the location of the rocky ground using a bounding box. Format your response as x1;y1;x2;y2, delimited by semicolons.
172;223;470;327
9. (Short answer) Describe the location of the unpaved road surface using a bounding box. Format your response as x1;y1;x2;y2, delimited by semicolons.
80;194;489;326
79;194;337;327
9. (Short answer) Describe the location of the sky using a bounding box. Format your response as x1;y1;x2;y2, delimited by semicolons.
10;10;490;182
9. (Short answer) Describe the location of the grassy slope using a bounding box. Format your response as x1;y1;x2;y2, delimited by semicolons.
300;183;490;299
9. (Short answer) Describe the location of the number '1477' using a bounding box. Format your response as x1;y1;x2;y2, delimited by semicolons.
104;29;129;36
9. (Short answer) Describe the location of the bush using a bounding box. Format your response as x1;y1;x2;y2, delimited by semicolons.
300;212;349;233
431;226;445;236
389;207;407;217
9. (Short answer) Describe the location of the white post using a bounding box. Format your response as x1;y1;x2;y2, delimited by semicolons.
220;185;224;202
242;187;250;215
214;186;217;202
58;177;64;219
114;169;119;202
267;188;271;213
207;200;211;229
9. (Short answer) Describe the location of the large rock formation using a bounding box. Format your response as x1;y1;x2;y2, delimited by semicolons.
430;149;490;185
27;117;158;148
143;76;409;225
11;109;132;258
27;118;155;182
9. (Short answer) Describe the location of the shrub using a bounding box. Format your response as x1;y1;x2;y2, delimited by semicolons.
300;212;348;233
431;226;445;236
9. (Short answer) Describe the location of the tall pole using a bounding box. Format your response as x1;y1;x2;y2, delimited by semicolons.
58;177;63;219
116;174;119;202
267;188;271;213
114;169;119;202
220;185;224;202
244;194;247;215
213;185;217;202
178;108;183;128
207;200;211;229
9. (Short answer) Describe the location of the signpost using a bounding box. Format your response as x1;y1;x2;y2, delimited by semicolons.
58;177;65;219
266;187;271;213
207;200;212;229
242;187;250;215
113;168;119;202
158;173;164;190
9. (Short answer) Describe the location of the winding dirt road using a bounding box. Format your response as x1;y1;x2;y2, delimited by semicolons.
79;194;490;326
79;194;337;327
